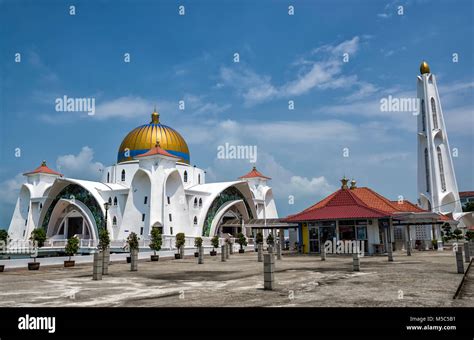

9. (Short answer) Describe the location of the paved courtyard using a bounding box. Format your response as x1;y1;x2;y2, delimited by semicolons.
0;250;472;307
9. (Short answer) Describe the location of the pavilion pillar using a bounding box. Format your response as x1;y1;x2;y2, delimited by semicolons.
385;226;393;261
456;245;464;274
221;245;226;262
279;228;285;250
464;242;471;263
406;225;412;256
257;243;263;262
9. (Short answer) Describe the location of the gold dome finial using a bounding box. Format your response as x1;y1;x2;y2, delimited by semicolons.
151;107;160;124
350;178;357;189
420;61;430;74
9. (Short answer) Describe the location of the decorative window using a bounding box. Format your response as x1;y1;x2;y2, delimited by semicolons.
199;198;202;207
198;174;201;184
121;170;126;181
424;148;430;193
107;172;110;183
421;99;426;132
113;197;117;206
108;197;112;205
431;98;439;129
140;227;144;236
169;214;172;222
437;147;447;192
184;171;188;183
113;216;117;226
40;203;43;209
142;213;146;222
194;198;198;208
194;216;198;225
144;196;148;205
167;196;170;204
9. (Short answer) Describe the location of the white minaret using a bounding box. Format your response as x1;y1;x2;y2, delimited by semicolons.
416;61;462;218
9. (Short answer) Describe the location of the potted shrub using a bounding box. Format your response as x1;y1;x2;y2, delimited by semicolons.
266;233;275;250
255;232;263;252
237;233;247;253
175;232;185;259
0;229;7;272
126;232;139;261
64;236;79;267
210;236;219;256
149;228;162;262
28;228;46;270
194;237;203;257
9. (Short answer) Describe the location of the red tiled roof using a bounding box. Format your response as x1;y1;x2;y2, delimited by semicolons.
389;200;426;213
239;166;271;180
135;144;179;159
459;191;474;198
286;188;390;222
23;161;62;177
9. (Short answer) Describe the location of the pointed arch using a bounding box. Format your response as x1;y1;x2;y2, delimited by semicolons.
431;97;439;129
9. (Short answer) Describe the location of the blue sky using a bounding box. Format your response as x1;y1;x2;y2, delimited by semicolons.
0;0;473;228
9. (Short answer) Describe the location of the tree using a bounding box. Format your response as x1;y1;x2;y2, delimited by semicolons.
65;236;79;261
194;237;203;249
453;228;463;241
0;229;8;243
441;223;453;243
465;230;474;241
463;202;474;212
149;228;162;256
211;236;219;250
127;232;140;252
236;232;247;250
30;228;46;248
266;233;275;246
255;232;263;244
175;233;185;251
97;227;110;251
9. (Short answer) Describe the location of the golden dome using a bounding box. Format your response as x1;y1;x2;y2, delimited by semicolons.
420;61;430;74
117;110;190;164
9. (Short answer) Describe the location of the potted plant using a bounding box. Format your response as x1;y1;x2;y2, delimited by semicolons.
149;228;162;261
255;232;263;252
28;228;46;270
126;231;139;259
64;236;79;267
175;232;185;259
194;237;203;257
237;233;247;253
266;233;275;247
210;236;219;256
0;229;7;272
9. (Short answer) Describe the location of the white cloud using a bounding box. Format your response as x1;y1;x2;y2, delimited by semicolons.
289;175;334;197
0;173;24;204
56;146;104;180
94;96;160;120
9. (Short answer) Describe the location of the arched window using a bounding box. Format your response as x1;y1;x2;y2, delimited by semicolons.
194;197;198;208
121;169;126;181
107;172;110;183
431;98;439;129
194;216;198;225
113;197;117;206
198;174;201;184
199;198;202;207
184;171;188;183
424;148;430;193
108;197;112;205
437;146;446;192
421;99;426;132
112;216;117;226
40;203;42;209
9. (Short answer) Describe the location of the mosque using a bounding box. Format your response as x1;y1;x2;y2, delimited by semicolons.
7;109;278;248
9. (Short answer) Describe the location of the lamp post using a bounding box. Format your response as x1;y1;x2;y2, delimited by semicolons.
103;202;110;230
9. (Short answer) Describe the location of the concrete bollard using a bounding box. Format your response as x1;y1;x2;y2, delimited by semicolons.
93;251;103;281
464;242;471;263
406;241;412;256
225;244;230;259
229;242;234;255
180;245;185;260
387;242;393;262
321;244;326;261
221;245;226;262
263;253;274;290
198;246;203;264
437;240;443;251
352;252;360;272
102;248;110;275
276;242;282;260
268;245;274;254
456;246;464;274
257;244;263;262
131;249;138;271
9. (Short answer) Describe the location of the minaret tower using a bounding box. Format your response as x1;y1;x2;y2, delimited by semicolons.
416;61;462;217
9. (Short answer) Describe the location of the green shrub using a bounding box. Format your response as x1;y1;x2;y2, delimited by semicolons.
266;233;274;246
97;227;110;251
127;232;140;252
255;232;263;244
211;236;219;249
465;230;474;241
237;233;247;249
65;236;80;261
194;237;203;248
0;229;8;243
149;228;162;255
30;228;46;248
175;232;185;250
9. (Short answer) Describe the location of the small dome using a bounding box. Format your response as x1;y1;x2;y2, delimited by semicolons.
117;110;190;164
420;61;430;74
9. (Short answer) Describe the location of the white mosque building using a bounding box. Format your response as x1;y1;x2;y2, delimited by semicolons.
7;110;278;249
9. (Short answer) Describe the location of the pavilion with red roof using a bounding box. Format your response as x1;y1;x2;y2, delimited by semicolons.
285;177;451;255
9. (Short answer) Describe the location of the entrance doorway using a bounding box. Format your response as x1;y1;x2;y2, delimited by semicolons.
67;217;83;239
309;224;319;253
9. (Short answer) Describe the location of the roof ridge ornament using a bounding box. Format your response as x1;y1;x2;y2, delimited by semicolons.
341;176;349;189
